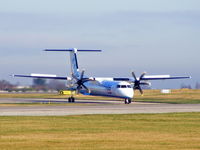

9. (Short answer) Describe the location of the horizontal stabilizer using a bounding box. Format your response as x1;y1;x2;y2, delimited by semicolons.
44;48;102;52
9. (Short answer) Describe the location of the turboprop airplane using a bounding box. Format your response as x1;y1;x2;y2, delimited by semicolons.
13;48;190;104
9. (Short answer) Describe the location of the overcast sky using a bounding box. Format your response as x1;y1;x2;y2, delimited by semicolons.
0;0;199;89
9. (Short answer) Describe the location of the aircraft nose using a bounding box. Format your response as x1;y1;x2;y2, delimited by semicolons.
117;88;134;99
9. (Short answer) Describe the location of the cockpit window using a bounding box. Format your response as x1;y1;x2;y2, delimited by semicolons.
127;85;131;88
121;85;126;88
117;85;132;88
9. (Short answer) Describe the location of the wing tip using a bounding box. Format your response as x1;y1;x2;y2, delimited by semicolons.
10;74;15;78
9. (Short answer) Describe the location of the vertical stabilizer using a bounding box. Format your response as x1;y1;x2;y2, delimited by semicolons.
69;48;80;78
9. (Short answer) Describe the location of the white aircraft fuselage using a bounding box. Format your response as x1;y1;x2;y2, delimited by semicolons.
82;80;134;99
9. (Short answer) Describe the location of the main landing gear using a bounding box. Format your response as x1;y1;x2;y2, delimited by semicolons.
68;96;75;103
124;98;132;104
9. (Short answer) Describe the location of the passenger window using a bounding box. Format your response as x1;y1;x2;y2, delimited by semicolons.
127;85;131;88
121;85;126;88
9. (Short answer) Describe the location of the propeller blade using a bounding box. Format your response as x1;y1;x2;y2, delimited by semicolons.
72;74;79;81
76;85;81;94
82;84;90;93
140;82;151;86
133;84;138;89
132;72;137;81
139;72;146;80
80;70;85;79
82;78;93;83
138;86;143;95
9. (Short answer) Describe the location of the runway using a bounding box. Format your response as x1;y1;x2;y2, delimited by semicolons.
1;98;200;116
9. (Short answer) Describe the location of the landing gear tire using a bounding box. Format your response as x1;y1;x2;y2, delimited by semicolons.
68;97;71;103
68;97;75;103
71;97;75;103
124;98;132;104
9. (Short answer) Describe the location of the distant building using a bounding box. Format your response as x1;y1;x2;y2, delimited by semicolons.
15;85;31;89
161;89;171;94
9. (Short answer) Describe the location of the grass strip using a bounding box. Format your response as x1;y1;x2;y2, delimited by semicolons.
0;113;200;150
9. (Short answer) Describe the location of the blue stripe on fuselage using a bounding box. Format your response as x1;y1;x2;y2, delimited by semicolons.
81;91;131;99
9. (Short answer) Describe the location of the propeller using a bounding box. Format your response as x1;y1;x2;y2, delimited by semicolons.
132;71;147;95
72;70;93;94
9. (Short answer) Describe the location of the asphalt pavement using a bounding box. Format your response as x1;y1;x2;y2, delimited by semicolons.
0;98;200;116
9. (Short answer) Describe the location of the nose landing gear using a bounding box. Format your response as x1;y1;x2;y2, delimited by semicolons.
124;98;132;104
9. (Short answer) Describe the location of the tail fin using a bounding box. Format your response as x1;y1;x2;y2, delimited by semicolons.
70;48;80;78
45;48;102;78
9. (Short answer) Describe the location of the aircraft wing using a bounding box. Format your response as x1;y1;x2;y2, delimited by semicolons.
139;75;191;81
95;75;191;82
13;74;70;80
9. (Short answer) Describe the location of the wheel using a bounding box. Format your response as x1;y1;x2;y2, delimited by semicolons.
124;98;129;104
128;99;132;104
71;97;75;103
68;97;72;103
